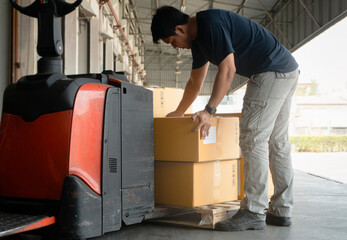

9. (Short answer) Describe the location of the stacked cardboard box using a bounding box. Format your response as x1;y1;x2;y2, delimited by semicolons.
155;160;238;207
154;117;240;162
185;112;274;200
154;117;240;207
145;87;193;117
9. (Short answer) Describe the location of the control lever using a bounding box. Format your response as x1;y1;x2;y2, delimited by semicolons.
10;0;82;74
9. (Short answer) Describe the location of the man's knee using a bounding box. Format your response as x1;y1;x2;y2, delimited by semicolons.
269;137;291;153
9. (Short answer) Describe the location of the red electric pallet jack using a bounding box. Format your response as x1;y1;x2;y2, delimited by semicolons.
0;0;154;239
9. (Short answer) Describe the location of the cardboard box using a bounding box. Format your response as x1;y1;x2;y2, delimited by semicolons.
237;158;274;200
186;112;243;158
155;160;238;207
146;87;192;117
185;113;242;119
154;117;240;162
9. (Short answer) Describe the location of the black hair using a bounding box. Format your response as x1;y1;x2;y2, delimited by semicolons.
151;6;189;44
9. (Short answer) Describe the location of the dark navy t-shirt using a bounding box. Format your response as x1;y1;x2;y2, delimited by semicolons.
191;9;298;78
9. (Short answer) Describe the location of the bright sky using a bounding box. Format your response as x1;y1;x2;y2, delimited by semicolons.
292;17;347;95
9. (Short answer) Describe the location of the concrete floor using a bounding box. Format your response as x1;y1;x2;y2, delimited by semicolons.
6;170;347;240
89;170;347;240
292;152;347;183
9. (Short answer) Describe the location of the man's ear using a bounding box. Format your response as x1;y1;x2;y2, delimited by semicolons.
175;25;185;34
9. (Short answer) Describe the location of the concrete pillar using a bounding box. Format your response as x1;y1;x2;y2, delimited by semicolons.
64;9;78;74
116;60;123;72
105;39;114;71
100;40;105;72
78;19;90;74
90;17;100;73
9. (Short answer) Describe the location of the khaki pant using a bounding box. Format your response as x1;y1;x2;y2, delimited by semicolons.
240;69;299;217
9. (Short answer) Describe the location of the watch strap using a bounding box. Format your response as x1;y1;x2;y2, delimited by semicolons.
205;105;217;115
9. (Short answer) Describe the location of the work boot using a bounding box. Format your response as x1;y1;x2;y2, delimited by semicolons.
214;209;265;231
266;213;292;226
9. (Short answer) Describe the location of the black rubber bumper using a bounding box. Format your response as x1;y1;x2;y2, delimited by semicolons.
57;175;102;239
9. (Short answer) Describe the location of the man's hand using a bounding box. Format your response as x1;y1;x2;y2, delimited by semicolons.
191;110;213;140
166;111;184;117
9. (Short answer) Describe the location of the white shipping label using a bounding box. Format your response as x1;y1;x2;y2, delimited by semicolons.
203;126;216;144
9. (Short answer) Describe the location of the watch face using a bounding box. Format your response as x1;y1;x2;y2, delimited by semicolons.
205;105;216;115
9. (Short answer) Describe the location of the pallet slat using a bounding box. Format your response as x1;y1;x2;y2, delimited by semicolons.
146;201;240;229
196;201;240;228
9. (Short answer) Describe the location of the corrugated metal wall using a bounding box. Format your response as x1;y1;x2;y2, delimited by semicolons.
264;0;347;51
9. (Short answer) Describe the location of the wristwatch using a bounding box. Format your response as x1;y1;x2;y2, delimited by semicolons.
205;104;217;115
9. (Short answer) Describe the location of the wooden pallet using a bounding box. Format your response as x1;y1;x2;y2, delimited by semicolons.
196;201;240;228
145;201;240;229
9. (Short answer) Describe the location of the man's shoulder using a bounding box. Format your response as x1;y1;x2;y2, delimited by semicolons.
197;9;228;19
196;9;228;29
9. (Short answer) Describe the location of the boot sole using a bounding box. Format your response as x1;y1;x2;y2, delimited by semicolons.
215;221;266;231
266;214;292;226
266;221;291;226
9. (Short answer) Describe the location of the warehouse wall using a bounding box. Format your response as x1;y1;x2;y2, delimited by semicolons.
63;0;145;83
5;0;145;85
12;0;38;81
0;1;11;119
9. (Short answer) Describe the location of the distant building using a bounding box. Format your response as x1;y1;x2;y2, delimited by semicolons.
193;86;347;136
290;96;347;135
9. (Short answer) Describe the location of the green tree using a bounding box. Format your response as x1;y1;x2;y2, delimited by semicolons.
295;87;306;96
308;79;319;95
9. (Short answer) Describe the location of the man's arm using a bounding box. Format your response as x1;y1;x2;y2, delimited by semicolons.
192;53;236;139
166;61;210;117
207;53;236;108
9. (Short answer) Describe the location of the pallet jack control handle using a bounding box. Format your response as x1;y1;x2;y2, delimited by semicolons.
10;0;83;18
9;0;83;74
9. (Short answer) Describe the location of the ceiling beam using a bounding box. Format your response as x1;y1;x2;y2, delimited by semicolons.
298;0;321;28
262;0;292;28
236;0;248;15
190;2;209;16
213;0;265;12
209;0;214;9
257;0;293;48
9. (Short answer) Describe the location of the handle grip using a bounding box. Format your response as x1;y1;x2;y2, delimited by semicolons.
10;0;39;18
10;0;83;17
56;0;83;17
